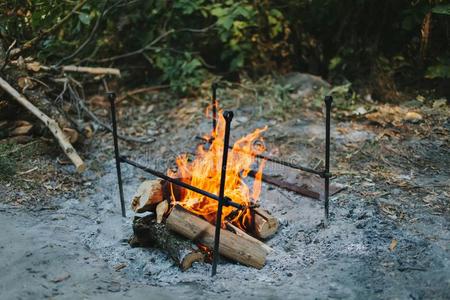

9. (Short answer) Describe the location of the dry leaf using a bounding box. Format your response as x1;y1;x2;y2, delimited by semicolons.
17;77;34;90
389;239;398;251
366;105;405;126
10;120;33;136
26;61;42;72
63;127;79;143
83;124;94;138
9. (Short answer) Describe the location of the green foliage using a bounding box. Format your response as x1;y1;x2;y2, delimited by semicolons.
154;52;205;93
0;0;448;96
426;58;450;79
432;4;450;15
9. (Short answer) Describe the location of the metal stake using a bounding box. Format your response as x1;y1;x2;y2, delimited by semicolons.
324;96;333;223
108;92;126;217
212;82;218;132
211;111;233;276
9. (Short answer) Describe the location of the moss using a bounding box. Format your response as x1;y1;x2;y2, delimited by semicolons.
0;156;16;179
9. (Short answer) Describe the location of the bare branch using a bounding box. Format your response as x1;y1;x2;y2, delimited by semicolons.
94;23;216;63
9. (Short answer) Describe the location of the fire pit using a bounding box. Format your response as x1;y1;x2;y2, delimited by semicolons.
108;84;333;276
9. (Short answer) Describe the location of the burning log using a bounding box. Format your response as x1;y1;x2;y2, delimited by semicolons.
166;205;269;269
130;215;205;271
131;179;163;213
253;208;279;239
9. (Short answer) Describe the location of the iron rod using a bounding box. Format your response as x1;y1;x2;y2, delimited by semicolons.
195;136;323;176
119;156;242;210
212;111;233;276
108;92;126;217
212;82;218;132
324;96;333;223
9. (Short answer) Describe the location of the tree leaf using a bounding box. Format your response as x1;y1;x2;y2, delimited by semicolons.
432;4;450;15
78;13;92;25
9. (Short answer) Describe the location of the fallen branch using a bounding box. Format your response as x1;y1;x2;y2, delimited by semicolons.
62;65;121;77
0;76;85;172
24;62;121;77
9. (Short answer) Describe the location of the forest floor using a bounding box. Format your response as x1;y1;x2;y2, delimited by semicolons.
0;80;449;299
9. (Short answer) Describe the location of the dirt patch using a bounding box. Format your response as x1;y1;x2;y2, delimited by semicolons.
0;90;449;299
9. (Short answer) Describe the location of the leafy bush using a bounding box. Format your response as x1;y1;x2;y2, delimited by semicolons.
0;0;448;96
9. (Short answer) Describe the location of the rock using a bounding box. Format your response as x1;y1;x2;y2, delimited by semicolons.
278;72;331;97
404;111;423;123
352;107;367;116
433;99;447;109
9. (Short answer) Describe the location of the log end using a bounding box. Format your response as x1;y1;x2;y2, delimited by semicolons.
131;179;164;213
254;208;279;240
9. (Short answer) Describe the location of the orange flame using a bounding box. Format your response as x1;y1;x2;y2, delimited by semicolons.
168;104;267;231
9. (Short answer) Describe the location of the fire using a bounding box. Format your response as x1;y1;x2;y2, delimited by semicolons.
168;104;267;231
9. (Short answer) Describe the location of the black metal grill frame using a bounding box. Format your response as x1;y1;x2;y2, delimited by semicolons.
108;84;333;276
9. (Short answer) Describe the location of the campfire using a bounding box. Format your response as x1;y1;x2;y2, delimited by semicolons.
108;84;334;275
168;107;268;231
129;103;277;271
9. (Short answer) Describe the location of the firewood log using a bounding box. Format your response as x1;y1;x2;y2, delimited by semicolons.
156;200;169;223
166;205;269;269
253;208;279;239
131;179;163;213
225;221;273;253
130;215;205;271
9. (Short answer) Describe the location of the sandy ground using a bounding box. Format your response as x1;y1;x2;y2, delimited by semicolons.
0;97;449;299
